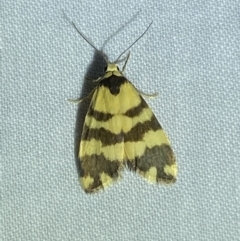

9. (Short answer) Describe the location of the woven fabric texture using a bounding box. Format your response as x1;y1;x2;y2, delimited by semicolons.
2;1;239;240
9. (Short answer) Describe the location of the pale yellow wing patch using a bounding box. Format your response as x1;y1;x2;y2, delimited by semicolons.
93;82;141;114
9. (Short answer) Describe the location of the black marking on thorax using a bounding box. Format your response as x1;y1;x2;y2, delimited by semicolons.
100;75;127;95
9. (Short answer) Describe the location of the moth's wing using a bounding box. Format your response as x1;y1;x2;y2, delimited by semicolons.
123;89;177;184
79;87;124;193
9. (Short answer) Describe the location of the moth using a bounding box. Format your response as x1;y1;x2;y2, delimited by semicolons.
70;22;177;193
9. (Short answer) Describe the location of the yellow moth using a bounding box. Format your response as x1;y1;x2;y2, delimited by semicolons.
70;22;177;193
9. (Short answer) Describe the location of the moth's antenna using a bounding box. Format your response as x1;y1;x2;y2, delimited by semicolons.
71;22;108;63
114;21;153;63
102;10;141;49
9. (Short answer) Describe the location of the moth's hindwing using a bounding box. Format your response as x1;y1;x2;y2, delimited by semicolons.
79;66;177;193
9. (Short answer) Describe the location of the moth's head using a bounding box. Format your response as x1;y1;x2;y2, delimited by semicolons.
103;63;122;78
105;63;120;73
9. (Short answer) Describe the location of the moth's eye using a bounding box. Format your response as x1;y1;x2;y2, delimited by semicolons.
104;66;107;72
117;66;120;71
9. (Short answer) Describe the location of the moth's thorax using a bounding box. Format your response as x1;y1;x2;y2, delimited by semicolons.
103;63;123;79
99;63;127;96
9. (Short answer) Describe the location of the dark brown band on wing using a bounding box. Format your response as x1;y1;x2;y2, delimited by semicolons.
81;115;162;146
124;114;162;142
80;143;176;191
81;126;123;145
129;144;177;183
87;105;113;121
80;154;121;192
124;96;148;117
